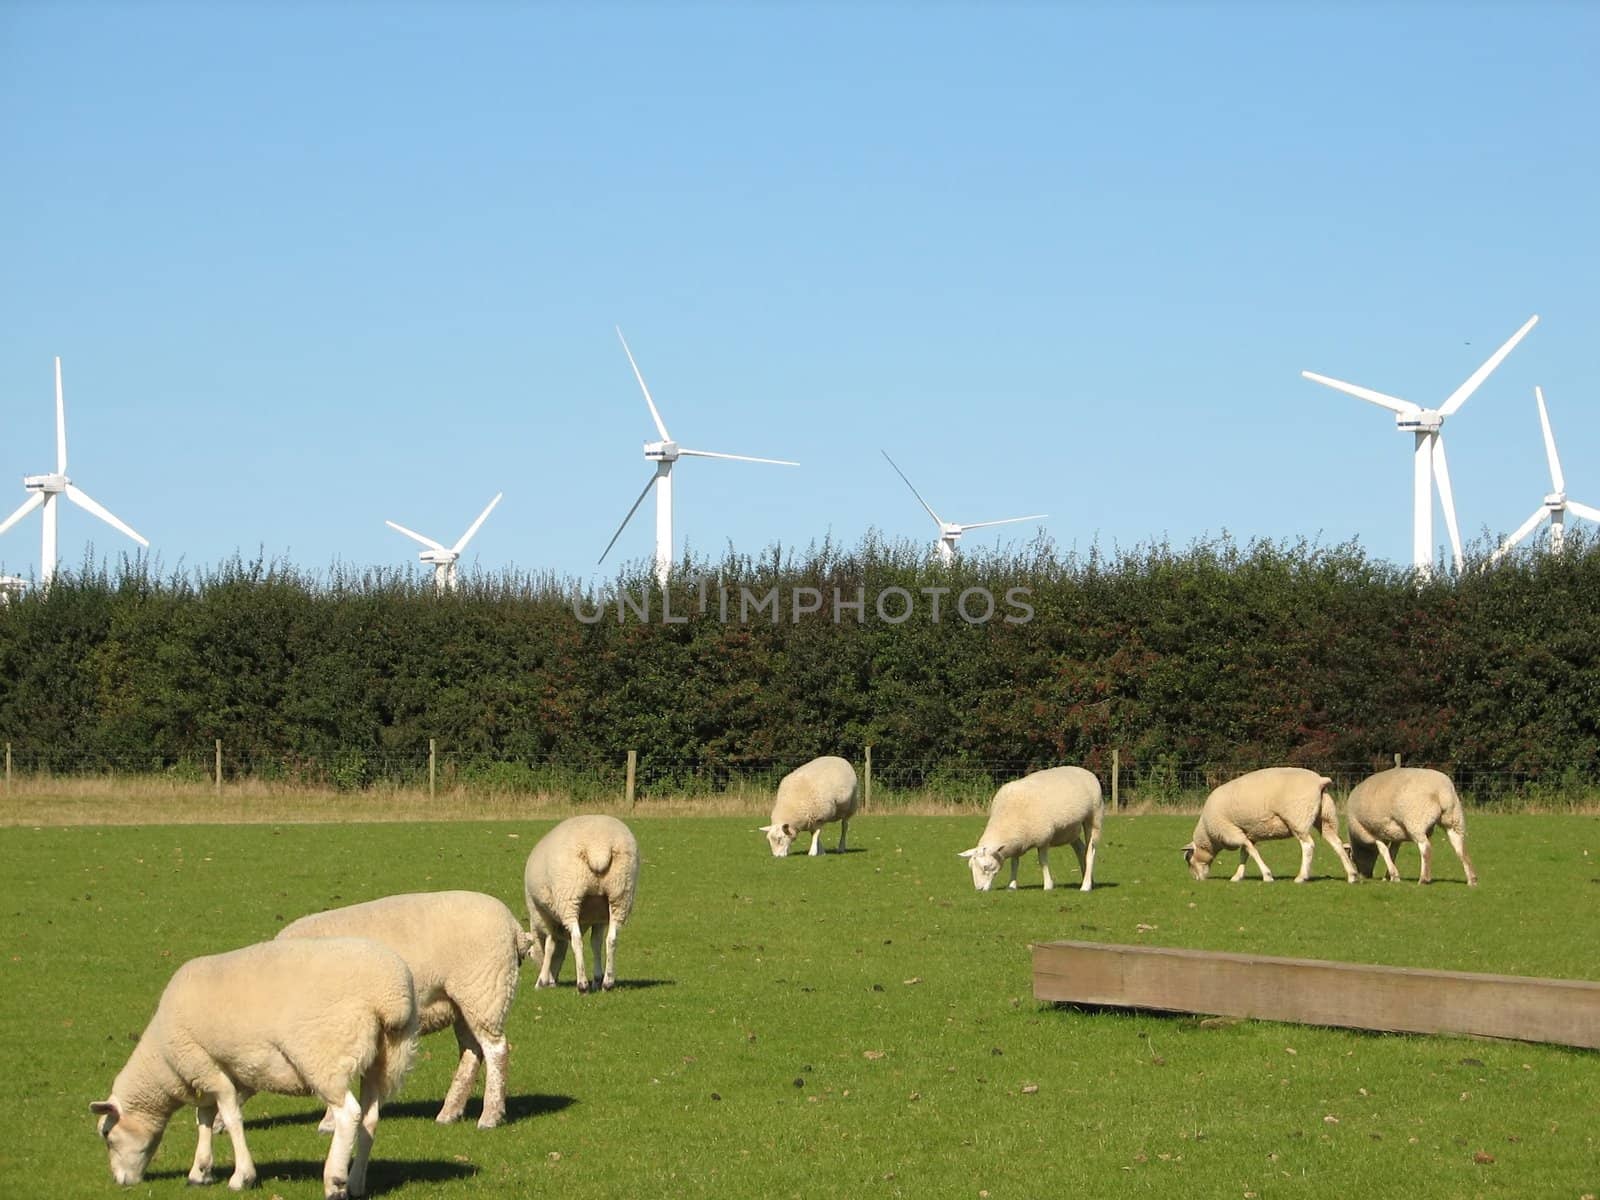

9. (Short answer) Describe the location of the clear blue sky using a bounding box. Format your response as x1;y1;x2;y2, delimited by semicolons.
2;2;1596;584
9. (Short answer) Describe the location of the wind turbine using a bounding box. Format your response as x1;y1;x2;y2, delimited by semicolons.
599;327;798;586
1491;387;1600;561
386;492;502;592
881;450;1046;563
0;356;148;586
1302;314;1539;574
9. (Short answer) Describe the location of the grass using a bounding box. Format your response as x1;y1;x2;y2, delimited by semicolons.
2;812;1596;1199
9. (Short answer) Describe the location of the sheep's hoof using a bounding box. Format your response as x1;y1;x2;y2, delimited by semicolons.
602;978;616;991
476;1114;503;1130
227;1172;257;1192
186;1171;214;1187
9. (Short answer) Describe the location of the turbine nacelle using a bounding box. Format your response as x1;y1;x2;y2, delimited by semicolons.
644;440;680;462
1544;491;1567;512
23;473;68;494
1394;409;1443;434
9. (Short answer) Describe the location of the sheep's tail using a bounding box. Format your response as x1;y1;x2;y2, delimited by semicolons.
1088;783;1106;844
1316;776;1339;834
580;841;616;877
1438;778;1468;832
365;978;421;1102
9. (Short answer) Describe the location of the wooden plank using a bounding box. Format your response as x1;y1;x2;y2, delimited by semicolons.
1031;940;1600;1049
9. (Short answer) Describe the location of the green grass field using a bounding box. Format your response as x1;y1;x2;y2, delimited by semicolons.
2;813;1596;1199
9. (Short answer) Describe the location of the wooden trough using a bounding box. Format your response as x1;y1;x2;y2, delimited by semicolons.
1031;940;1600;1049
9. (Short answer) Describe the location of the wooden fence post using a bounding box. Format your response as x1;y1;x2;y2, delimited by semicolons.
429;738;437;801
4;742;10;792
1394;753;1402;768
1111;747;1120;812
864;745;873;811
625;749;638;810
214;739;222;797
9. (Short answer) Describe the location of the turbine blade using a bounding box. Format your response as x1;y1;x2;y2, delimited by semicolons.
598;473;658;564
1494;508;1548;560
955;514;1048;531
452;492;503;553
1534;387;1566;494
0;491;46;537
55;357;68;474
677;448;800;466
880;450;943;526
616;327;671;441
1565;499;1600;524
1301;370;1416;416
64;483;148;547
385;520;447;552
1439;314;1539;416
1431;437;1463;568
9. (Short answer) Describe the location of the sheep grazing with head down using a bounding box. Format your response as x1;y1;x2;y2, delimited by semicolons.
760;755;859;857
1185;766;1358;883
90;937;417;1200
524;814;640;993
278;890;533;1129
1345;766;1478;886
959;765;1104;892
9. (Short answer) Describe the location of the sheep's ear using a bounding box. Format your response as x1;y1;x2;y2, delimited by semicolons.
782;823;795;837
1181;843;1195;861
757;824;773;834
957;848;978;859
90;1099;118;1117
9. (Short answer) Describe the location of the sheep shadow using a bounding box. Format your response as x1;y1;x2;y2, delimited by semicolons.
243;1092;575;1131
533;977;675;991
151;1157;477;1190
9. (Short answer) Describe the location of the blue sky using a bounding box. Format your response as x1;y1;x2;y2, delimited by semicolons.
2;2;1596;584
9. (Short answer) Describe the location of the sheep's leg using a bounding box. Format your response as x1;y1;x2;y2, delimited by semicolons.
1293;834;1315;883
1038;845;1055;891
1375;840;1402;882
1417;836;1434;885
565;918;590;994
837;818;849;853
1240;839;1273;882
589;922;604;990
1322;825;1360;883
215;1089;257;1192
347;1078;385;1198
1077;837;1096;892
189;1102;218;1185
1229;847;1250;882
1446;826;1478;886
477;1035;509;1129
437;1016;482;1124
537;932;564;989
1007;855;1020;890
807;829;823;856
602;909;621;990
323;1090;362;1200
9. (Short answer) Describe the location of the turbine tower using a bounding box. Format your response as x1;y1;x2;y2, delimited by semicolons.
599;327;798;586
1302;314;1539;574
1491;387;1600;561
881;450;1046;563
0;357;148;585
386;492;502;592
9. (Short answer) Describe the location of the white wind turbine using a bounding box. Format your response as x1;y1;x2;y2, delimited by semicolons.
599;327;799;586
0;357;148;586
881;450;1046;563
1302;314;1539;574
386;492;502;592
1491;387;1600;561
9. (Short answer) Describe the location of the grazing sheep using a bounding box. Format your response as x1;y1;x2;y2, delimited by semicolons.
1184;766;1358;883
958;765;1104;892
1345;766;1478;886
90;938;417;1200
760;755;859;857
523;815;640;993
278;891;533;1129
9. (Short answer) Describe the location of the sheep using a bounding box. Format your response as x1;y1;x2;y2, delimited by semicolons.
90;937;417;1200
958;765;1104;892
1345;766;1479;886
759;754;859;857
1184;766;1358;883
523;814;640;993
277;890;534;1129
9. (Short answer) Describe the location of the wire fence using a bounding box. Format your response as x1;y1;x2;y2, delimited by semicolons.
1;742;1594;810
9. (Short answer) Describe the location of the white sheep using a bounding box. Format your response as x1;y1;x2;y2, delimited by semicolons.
958;765;1104;892
1184;766;1358;883
90;937;417;1200
278;890;533;1129
523;814;640;993
759;755;859;857
1345;766;1479;886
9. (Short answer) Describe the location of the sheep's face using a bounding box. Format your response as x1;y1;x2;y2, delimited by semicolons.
760;823;797;857
1348;839;1380;878
91;1099;163;1186
1183;842;1214;881
958;846;1003;891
